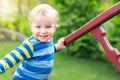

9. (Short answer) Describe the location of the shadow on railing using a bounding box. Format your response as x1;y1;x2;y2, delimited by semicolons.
64;2;120;72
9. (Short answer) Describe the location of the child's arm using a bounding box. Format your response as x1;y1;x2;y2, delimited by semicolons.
55;37;66;51
0;39;33;74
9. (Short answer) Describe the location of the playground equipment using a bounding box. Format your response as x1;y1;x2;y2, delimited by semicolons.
64;2;120;72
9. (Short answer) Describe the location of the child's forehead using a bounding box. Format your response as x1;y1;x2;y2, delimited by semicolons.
32;22;54;26
31;15;56;25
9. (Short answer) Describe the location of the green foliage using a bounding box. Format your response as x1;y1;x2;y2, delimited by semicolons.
13;14;32;36
113;0;120;3
0;14;31;37
104;14;120;51
53;0;104;59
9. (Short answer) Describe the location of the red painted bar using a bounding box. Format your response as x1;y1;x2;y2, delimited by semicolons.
64;2;120;72
64;2;120;45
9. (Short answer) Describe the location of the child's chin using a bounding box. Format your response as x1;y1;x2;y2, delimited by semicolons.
39;39;50;42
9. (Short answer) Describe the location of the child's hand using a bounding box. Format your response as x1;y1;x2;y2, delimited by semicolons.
56;37;66;51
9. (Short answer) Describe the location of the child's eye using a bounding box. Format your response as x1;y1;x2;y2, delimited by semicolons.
35;26;41;28
46;26;52;28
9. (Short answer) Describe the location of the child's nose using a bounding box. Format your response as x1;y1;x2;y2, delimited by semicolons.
40;28;47;33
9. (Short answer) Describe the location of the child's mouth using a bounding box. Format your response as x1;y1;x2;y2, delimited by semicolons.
39;35;48;38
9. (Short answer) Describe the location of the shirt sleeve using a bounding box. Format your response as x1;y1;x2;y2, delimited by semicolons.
0;69;2;74
54;44;57;53
0;39;33;74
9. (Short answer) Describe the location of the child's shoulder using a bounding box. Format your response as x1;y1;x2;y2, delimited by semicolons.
20;36;34;45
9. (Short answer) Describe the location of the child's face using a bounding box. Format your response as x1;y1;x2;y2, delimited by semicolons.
30;15;56;42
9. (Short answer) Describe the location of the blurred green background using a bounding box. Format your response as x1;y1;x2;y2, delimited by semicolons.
0;0;120;80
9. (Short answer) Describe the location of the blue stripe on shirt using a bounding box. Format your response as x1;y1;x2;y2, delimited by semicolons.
32;38;53;51
15;48;27;60
33;43;53;51
18;64;49;79
0;64;5;73
12;76;25;80
22;61;52;74
10;52;20;63
21;43;33;57
26;60;53;68
17;67;38;80
3;58;13;67
33;53;54;61
33;45;55;57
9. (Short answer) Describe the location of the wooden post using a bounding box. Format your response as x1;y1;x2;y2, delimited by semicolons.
91;26;120;72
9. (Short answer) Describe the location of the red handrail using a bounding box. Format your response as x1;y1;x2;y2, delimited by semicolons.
64;2;120;72
64;2;120;45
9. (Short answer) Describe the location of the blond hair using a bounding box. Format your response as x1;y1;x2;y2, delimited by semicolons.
29;4;58;23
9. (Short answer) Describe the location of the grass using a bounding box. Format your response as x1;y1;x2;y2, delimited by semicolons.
0;42;120;80
0;42;20;80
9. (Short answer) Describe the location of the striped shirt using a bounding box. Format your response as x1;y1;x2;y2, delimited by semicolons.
0;36;56;80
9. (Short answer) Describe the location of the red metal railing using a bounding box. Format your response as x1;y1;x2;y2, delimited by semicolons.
64;2;120;72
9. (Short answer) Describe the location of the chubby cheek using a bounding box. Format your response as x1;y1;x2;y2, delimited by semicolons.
31;29;39;37
50;29;56;37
